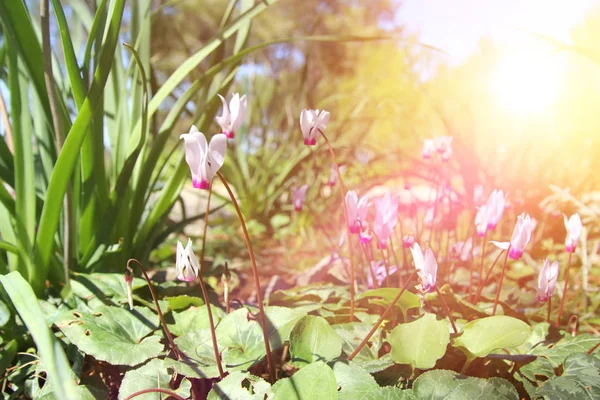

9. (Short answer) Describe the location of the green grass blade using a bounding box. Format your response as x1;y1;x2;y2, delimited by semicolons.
34;0;126;293
0;272;78;399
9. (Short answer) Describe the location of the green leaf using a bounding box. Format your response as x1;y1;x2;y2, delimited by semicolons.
389;313;450;370
207;371;272;400
55;305;162;366
165;295;205;310
0;298;10;327
272;361;337;400
0;272;79;400
70;273;146;300
118;358;191;400
169;305;225;337
413;369;519;399
532;334;600;367
171;329;221;379
358;288;421;317
361;386;414;400
290;316;343;367
333;322;393;373
331;361;379;400
453;316;530;359
35;383;109;400
217;306;305;371
535;353;600;399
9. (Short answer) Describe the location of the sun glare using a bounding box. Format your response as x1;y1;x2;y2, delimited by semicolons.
490;52;565;114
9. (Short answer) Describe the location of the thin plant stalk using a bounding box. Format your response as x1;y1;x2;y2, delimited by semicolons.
361;242;377;288
216;172;275;382
473;231;487;302
347;271;416;361
426;161;443;244
388;236;403;287
556;252;574;326
435;286;458;333
197;185;225;379
492;246;511;316
320;131;356;321
474;249;505;303
124;389;185;400
547;298;552;324
127;259;181;359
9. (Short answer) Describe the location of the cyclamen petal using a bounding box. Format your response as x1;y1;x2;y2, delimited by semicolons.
507;213;533;260
216;93;248;138
300;109;329;146
563;213;582;253
537;258;559;302
292;184;309;211
410;243;438;293
180;127;227;190
346;190;369;234
176;239;199;282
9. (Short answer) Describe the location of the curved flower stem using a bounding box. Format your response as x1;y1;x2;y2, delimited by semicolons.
127;259;181;360
556;252;574;326
216;172;275;382
320;131;356;321
361;242;377;288
124;388;185;400
389;236;403;287
435;286;458;333
426;161;443;244
197;185;225;379
547;297;552;324
347;271;417;361
472;231;487;302
491;246;511;316
474;249;505;303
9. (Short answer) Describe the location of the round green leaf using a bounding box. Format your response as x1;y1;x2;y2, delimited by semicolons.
290;316;343;367
332;361;379;400
118;358;191;400
55;305;162;366
208;371;272;400
414;369;519;399
172;329;222;379
359;288;421;316
272;361;337;400
535;353;600;399
169;305;225;336
453;316;531;359
362;386;414;399
389;313;450;369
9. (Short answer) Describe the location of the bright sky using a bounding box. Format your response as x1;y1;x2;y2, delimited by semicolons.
396;0;599;65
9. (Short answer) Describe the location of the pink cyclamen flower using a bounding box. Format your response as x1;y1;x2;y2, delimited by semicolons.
564;213;582;253
484;189;506;230
216;93;247;139
410;243;438;293
176;239;199;282
328;164;347;187
491;212;534;260
359;222;373;244
450;238;474;262
424;206;435;228
422;139;435;159
346;190;369;234
475;205;488;237
180;126;227;189
434;136;453;160
292;185;309;211
367;261;398;289
537;258;559;302
402;234;415;248
300;109;330;146
373;193;399;249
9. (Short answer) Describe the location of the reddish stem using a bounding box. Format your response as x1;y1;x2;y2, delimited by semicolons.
347;271;416;360
492;245;511;315
556;252;573;326
435;286;458;333
547;297;552;324
388;236;403;287
127;259;181;359
124;388;185;400
320;131;356;321
197;185;225;379
216;172;275;382
474;249;505;303
471;231;487;302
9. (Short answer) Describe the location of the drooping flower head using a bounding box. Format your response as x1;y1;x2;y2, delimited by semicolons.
180;126;227;189
367;261;398;289
564;213;582;253
328;164;347;187
422;139;435;159
346;190;369;234
292;185;309;211
491;212;534;260
537;258;559;302
176;239;199;282
450;238;474;262
300;109;330;146
434;136;453;160
410;243;438;293
359;222;373;244
485;189;506;230
475;205;488;237
216;93;247;139
373;192;399;249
